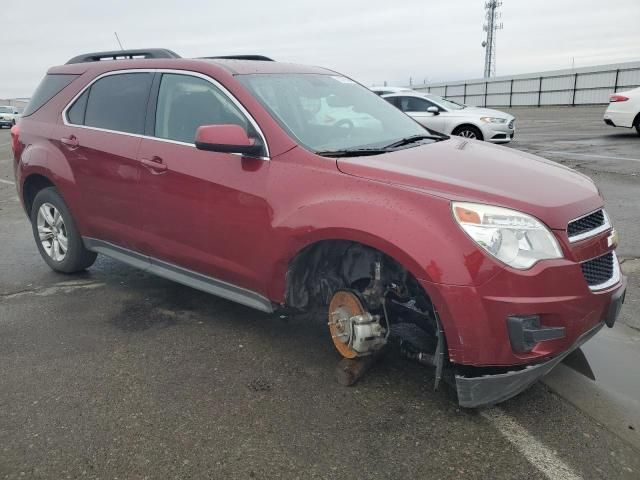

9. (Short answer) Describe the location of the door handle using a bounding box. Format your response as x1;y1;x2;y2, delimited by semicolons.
141;157;168;174
60;135;79;148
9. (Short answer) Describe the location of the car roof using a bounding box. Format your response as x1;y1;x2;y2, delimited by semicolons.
381;91;432;98
198;58;333;75
371;86;413;91
48;51;335;76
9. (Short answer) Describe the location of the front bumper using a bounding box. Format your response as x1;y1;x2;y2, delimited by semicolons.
456;321;603;407
455;275;626;407
481;122;515;143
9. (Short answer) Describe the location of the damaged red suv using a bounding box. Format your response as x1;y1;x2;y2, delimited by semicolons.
12;49;626;407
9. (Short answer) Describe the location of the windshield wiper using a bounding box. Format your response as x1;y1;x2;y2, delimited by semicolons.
383;134;445;149
316;148;391;157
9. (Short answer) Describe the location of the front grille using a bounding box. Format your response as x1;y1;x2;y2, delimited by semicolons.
568;209;606;239
581;252;614;287
508;119;514;129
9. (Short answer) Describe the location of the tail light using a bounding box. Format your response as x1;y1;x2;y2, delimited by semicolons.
609;95;629;102
10;124;23;159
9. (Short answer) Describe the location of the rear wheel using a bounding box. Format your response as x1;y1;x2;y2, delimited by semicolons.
453;125;483;140
635;116;640;136
30;187;97;273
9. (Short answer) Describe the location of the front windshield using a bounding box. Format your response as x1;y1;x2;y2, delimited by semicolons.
426;95;465;110
238;74;430;152
0;107;13;113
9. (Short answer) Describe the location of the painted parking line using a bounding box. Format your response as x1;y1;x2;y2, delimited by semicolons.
543;151;640;163
0;178;15;185
481;409;582;480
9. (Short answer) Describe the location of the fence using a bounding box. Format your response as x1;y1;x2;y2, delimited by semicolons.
413;61;640;107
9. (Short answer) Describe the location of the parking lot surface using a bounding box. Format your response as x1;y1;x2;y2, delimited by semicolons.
1;106;639;479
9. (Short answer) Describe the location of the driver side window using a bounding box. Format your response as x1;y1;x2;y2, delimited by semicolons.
155;74;251;144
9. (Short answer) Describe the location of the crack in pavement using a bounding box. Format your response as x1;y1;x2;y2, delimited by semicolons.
0;280;105;300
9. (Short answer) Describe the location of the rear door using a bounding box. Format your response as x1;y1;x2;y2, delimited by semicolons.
56;71;154;249
135;72;273;293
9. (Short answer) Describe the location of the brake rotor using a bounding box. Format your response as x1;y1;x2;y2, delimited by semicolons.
328;290;366;359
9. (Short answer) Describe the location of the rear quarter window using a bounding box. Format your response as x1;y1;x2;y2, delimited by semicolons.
23;74;79;117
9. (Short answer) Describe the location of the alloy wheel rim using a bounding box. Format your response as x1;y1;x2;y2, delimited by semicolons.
459;130;476;138
37;203;68;261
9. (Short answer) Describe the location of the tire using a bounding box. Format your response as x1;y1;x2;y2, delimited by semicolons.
453;125;483;141
30;187;97;273
635;116;640;136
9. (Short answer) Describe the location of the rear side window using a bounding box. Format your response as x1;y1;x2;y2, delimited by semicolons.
81;73;153;134
23;74;79;117
384;97;400;108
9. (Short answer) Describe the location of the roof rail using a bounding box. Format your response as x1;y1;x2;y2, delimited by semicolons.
66;48;181;65
202;55;275;62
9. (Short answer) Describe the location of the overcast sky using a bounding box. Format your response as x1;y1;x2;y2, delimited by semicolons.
2;0;639;98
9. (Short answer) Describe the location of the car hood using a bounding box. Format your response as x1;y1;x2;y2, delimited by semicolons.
336;138;601;229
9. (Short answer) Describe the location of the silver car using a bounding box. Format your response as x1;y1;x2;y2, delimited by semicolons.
382;92;515;143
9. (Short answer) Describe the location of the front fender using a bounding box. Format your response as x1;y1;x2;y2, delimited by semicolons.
268;186;502;299
266;190;503;366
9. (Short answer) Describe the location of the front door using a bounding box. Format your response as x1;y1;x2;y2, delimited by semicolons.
396;96;447;134
135;72;273;293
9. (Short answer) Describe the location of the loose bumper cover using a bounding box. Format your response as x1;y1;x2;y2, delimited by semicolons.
455;276;627;408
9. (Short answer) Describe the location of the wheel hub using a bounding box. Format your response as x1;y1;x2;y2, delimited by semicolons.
37;203;68;262
328;290;387;358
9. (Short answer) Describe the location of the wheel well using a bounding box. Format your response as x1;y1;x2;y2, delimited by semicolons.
452;123;483;140
284;239;432;312
633;112;640;127
23;174;55;216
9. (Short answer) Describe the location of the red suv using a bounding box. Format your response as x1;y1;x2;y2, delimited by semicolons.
11;49;626;407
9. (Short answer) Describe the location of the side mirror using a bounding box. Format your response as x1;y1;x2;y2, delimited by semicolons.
195;124;265;157
427;106;440;115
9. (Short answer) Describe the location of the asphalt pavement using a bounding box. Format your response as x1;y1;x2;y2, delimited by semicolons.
0;107;639;479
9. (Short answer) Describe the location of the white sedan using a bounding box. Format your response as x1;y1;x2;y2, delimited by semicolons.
603;87;640;136
0;106;20;128
382;92;515;143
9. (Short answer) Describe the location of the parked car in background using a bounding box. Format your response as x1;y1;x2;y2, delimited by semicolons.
309;95;383;132
369;86;414;96
0;106;20;128
603;87;640;136
382;91;515;143
12;48;625;408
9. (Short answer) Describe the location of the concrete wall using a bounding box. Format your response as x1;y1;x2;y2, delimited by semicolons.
413;61;640;107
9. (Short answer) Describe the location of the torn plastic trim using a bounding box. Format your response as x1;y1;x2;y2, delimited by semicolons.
455;321;605;408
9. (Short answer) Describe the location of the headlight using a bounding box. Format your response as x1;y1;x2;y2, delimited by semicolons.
452;202;563;269
480;117;507;124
